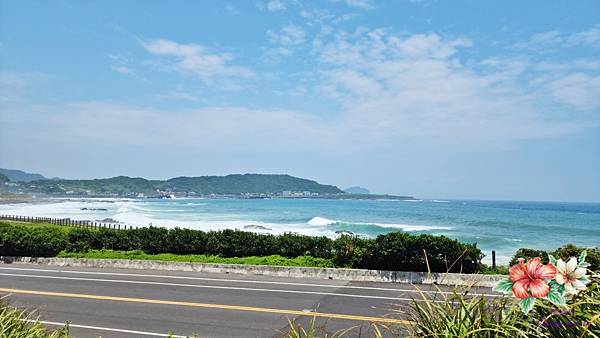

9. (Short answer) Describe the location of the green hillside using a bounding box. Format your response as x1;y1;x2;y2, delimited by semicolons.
17;174;344;196
0;168;46;182
157;174;342;194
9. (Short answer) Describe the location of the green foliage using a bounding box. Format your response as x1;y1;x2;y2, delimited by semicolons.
332;235;370;268
0;301;70;337
552;244;600;271
510;244;600;272
19;174;343;195
493;278;513;294
0;168;45;182
406;275;600;337
0;221;483;273
509;248;550;266
57;249;335;268
0;222;68;257
359;232;483;273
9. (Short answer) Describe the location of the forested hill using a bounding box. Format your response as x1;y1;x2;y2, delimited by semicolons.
0;168;46;182
158;174;343;194
16;174;344;196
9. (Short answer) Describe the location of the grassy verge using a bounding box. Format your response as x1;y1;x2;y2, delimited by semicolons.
1;220;73;232
57;249;335;268
0;300;70;337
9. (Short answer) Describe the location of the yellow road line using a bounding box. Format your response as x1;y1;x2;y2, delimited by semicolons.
0;288;412;325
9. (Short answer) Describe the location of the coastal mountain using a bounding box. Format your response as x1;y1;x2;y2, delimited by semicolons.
158;174;342;195
0;168;46;182
14;174;344;196
0;173;10;183
344;186;370;194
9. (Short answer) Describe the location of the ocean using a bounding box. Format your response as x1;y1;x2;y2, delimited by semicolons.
1;198;599;264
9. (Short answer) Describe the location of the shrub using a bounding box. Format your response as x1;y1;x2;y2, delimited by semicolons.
361;233;483;273
0;223;68;257
509;244;600;271
552;244;600;271
509;248;549;266
332;235;370;268
0;222;484;273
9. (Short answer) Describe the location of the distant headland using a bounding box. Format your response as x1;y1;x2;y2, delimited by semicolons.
0;168;415;200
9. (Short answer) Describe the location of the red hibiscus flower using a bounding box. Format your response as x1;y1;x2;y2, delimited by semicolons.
509;257;556;299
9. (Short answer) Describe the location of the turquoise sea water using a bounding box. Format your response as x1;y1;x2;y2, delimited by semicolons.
2;198;599;264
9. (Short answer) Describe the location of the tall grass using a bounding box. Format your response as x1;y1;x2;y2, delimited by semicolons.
0;300;70;338
280;315;383;338
406;274;599;337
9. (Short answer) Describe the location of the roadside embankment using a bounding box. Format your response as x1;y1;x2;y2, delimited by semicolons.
0;255;505;287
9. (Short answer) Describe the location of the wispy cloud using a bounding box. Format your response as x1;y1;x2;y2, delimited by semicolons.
141;39;254;87
344;0;375;10
266;0;285;11
565;24;600;48
312;29;592;139
514;25;600;50
225;4;241;15
265;24;306;60
267;24;306;46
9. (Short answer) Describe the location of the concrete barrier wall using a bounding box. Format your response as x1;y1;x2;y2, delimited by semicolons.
0;256;505;287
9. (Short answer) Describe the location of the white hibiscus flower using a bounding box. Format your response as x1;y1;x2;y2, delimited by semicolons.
555;257;588;295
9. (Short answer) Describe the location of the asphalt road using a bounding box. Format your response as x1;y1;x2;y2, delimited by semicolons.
0;264;495;337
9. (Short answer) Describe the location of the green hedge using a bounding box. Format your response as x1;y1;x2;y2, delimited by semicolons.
0;221;483;273
510;244;600;271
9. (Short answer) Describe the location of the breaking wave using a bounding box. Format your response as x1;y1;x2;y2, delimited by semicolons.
307;216;451;232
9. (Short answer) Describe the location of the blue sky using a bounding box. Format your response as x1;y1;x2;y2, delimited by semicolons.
1;0;599;201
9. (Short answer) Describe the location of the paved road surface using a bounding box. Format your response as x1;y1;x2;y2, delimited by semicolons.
0;264;495;337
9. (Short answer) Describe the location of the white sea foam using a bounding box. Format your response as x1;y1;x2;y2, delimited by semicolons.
307;216;336;226
432;200;450;203
306;216;451;232
2;200;450;237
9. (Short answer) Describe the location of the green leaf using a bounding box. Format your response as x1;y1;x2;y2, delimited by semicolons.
493;278;513;294
548;254;557;266
546;281;566;307
518;297;535;314
578;261;590;268
579;275;590;285
578;250;587;264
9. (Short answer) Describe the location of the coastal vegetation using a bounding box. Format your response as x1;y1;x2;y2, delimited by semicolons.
0;220;482;273
0;168;46;182
1;173;344;196
0;301;70;337
57;250;335;268
510;244;600;271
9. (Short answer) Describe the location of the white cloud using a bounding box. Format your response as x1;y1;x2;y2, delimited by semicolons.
313;29;591;139
111;65;132;74
225;4;240;15
513;30;563;50
265;24;306;60
266;0;285;11
514;25;600;50
344;0;375;9
267;25;306;46
141;39;254;86
4;101;327;151
566;24;600;48
546;73;600;110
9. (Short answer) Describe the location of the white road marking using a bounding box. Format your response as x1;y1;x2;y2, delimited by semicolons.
0;272;423;301
0;272;499;301
23;319;187;337
0;266;495;296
